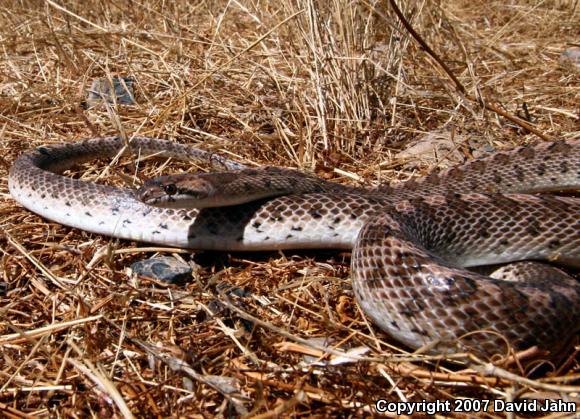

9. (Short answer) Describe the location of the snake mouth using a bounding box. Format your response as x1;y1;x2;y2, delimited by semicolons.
136;181;168;206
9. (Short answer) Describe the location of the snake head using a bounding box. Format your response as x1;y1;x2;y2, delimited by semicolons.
137;174;215;209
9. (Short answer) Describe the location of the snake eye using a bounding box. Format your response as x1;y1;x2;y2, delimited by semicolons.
163;184;177;195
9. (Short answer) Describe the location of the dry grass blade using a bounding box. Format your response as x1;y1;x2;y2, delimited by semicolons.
67;342;135;419
0;316;103;346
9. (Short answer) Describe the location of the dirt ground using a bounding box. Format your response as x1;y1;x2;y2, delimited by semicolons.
1;0;578;417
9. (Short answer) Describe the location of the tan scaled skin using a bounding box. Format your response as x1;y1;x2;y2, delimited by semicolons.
9;136;580;358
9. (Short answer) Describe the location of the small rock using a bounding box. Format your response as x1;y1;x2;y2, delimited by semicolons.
216;283;251;298
559;47;580;72
207;299;226;315
395;131;467;169
87;76;136;107
130;256;192;284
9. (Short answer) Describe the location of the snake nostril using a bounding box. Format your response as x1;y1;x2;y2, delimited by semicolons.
137;189;148;200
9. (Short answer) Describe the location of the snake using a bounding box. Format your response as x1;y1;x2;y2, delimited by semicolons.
8;136;580;357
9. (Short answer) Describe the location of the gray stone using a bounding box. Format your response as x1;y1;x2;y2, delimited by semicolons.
87;76;136;107
131;256;192;284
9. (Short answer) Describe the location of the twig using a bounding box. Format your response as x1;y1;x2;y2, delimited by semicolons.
385;0;552;141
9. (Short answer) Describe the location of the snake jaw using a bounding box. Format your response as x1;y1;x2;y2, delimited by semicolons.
137;179;167;206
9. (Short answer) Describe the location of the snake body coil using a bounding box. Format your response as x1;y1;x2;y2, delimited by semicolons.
8;136;580;357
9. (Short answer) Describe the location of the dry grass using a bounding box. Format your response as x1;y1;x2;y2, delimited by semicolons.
1;0;579;416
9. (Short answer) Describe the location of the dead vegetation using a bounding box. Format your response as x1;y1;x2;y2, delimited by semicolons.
1;0;579;417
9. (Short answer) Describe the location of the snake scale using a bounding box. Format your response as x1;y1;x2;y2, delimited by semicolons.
8;136;580;357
